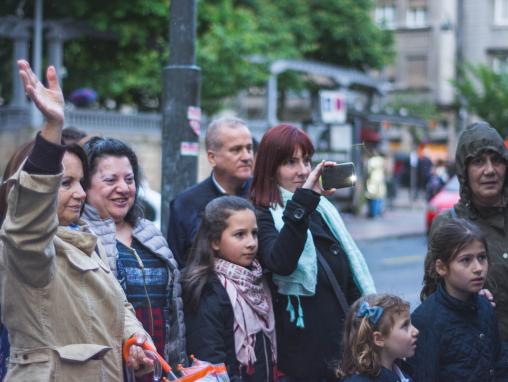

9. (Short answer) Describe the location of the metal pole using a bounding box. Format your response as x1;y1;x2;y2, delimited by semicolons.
30;0;43;128
455;0;467;135
161;0;201;233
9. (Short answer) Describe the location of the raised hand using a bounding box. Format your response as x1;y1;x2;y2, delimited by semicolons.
17;60;64;142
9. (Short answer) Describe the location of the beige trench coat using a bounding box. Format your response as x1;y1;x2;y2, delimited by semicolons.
0;168;149;381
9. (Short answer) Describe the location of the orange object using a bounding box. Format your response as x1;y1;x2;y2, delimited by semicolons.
122;336;172;374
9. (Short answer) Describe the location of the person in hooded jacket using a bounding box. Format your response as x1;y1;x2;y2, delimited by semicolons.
430;121;508;369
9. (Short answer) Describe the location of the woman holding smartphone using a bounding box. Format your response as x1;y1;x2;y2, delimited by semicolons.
250;124;375;382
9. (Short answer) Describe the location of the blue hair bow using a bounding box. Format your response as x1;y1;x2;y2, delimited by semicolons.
356;301;384;325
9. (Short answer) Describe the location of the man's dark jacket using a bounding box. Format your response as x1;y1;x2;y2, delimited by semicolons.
167;175;251;268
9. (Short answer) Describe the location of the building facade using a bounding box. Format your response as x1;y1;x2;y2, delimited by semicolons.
373;0;508;157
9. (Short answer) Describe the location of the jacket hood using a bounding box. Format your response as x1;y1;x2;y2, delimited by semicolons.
455;121;508;203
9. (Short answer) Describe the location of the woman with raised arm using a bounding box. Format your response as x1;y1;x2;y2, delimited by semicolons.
0;60;153;381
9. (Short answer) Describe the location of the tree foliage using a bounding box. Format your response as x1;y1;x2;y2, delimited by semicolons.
453;63;508;137
0;0;393;114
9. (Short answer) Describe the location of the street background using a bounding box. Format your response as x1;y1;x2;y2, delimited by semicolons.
343;189;427;310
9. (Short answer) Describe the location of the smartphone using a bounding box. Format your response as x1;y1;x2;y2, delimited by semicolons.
321;162;356;190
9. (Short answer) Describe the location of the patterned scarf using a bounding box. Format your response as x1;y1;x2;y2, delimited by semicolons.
214;258;277;371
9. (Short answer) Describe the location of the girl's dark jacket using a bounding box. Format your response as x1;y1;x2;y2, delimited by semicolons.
340;361;413;382
256;188;360;380
184;274;275;382
407;283;506;382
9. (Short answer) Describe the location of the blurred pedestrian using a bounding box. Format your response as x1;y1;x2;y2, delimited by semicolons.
82;137;187;371
61;126;87;145
416;146;432;200
0;60;152;381
410;218;505;381
430;121;508;366
425;163;446;201
250;124;375;382
167;117;254;267
365;151;386;218
337;294;417;382
182;196;276;382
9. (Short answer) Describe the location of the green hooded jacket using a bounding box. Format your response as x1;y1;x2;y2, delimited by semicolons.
430;121;508;341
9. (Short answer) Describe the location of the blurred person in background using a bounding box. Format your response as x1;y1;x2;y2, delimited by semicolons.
61;126;87;145
365;150;386;218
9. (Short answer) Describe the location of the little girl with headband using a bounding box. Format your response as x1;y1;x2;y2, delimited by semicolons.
338;294;418;382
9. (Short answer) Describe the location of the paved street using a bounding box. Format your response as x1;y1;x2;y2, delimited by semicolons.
357;235;427;311
341;189;429;310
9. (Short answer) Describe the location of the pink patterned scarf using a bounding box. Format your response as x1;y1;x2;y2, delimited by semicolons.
214;258;277;371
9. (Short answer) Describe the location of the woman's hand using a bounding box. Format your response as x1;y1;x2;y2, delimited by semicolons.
479;288;495;308
126;334;154;375
302;160;337;196
17;59;64;143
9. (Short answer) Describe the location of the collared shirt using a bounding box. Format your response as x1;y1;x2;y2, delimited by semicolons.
211;173;228;195
211;172;250;196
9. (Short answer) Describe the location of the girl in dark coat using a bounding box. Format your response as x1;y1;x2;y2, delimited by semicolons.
408;218;506;382
337;294;417;382
182;196;276;382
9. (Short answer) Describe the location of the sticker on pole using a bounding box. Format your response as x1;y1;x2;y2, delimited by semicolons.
187;106;202;136
319;90;346;124
180;141;199;156
189;120;201;136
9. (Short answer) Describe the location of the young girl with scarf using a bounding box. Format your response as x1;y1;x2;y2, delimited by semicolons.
182;196;276;382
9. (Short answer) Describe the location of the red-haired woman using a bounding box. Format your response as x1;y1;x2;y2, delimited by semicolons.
251;124;375;382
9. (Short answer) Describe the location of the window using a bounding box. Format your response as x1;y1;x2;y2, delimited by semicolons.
494;0;508;25
491;54;508;73
375;4;396;29
406;55;428;88
406;6;428;28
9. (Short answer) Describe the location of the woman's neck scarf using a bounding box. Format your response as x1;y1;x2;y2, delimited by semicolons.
269;187;376;327
214;258;277;372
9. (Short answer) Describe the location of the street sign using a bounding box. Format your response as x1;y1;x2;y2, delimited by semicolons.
320;90;346;124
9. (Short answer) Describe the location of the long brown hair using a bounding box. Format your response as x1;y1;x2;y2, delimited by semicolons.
421;218;487;301
0;140;36;226
250;124;314;208
338;294;410;379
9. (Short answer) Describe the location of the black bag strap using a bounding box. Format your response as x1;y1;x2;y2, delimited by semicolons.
317;251;350;314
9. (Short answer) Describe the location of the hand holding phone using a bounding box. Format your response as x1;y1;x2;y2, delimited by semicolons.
321;162;356;190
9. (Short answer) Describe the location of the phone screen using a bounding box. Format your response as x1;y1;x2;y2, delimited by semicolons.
321;162;356;190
